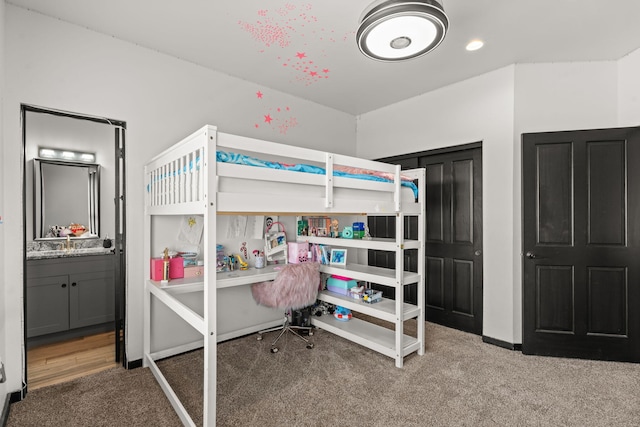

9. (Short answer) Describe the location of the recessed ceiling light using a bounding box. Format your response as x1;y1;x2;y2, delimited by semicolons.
356;0;449;62
466;39;484;51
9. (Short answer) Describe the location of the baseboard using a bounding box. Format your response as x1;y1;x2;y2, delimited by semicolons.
482;335;522;351
126;359;143;370
10;390;22;404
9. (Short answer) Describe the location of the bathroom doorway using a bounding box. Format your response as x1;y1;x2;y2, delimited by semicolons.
21;105;127;390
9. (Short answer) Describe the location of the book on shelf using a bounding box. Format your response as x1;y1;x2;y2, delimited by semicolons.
310;243;331;264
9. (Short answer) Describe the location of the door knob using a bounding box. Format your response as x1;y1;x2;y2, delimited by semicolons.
474;250;482;256
525;251;536;259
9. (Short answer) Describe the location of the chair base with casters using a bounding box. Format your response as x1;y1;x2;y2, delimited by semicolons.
250;262;321;354
256;311;314;353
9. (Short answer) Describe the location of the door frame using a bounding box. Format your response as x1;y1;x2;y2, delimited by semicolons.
21;104;127;394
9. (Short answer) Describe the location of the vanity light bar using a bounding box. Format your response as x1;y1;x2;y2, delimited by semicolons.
38;147;96;163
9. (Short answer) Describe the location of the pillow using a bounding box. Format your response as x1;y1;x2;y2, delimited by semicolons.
251;262;320;310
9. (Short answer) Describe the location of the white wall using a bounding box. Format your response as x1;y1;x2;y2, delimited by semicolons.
618;48;640;127
357;67;518;343
2;4;355;393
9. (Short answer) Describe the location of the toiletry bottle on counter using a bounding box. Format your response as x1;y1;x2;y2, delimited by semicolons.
162;248;170;284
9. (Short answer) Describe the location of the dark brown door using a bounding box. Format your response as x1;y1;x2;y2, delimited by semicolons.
370;146;483;335
522;127;640;361
420;148;483;335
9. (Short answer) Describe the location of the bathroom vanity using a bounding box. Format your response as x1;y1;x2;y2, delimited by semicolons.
26;251;115;342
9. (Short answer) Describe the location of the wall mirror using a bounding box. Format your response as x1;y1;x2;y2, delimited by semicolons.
33;158;100;240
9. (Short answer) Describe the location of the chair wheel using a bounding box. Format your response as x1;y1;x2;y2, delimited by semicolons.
270;347;279;353
308;331;314;336
257;335;263;341
306;343;314;349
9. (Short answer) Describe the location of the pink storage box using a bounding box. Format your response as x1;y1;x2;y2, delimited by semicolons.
184;265;204;278
150;257;184;280
288;242;309;263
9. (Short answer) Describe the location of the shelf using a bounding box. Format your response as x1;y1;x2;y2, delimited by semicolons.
317;290;420;323
319;263;420;287
311;315;420;361
297;235;420;251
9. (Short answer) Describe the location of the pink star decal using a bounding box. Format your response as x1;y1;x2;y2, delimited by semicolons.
309;71;318;77
296;52;306;59
264;114;273;124
256;91;263;99
323;69;330;73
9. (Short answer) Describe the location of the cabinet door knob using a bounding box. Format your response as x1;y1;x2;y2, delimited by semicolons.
61;283;67;288
71;282;77;287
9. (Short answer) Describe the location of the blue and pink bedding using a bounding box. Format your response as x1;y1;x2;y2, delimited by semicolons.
216;150;419;198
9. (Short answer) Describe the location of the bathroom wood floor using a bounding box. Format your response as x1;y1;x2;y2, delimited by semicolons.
27;332;118;390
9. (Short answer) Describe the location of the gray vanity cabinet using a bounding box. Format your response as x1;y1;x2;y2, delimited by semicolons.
26;274;70;336
69;270;115;329
27;255;115;338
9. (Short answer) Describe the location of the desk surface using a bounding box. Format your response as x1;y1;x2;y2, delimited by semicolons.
216;264;280;288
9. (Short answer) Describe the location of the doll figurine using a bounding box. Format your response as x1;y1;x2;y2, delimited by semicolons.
331;219;339;237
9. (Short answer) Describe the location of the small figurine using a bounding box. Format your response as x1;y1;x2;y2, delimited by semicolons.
331;218;339;237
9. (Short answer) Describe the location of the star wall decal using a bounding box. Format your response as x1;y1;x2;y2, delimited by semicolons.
252;90;298;135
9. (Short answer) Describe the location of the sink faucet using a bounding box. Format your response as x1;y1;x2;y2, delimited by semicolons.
56;235;76;251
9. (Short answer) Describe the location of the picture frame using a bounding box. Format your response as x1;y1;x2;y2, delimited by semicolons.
330;248;347;266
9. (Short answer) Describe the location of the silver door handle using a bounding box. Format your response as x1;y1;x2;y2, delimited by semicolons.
525;251;536;259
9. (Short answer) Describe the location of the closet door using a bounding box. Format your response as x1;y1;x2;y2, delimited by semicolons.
420;148;483;335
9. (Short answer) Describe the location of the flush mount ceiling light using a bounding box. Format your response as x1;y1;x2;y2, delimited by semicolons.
356;0;449;62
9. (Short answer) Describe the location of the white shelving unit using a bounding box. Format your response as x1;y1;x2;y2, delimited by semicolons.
299;213;425;368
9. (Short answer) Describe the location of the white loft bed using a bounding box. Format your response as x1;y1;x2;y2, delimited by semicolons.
143;125;424;426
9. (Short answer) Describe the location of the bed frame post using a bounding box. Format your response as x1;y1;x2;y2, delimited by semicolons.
325;152;334;208
394;164;401;212
203;126;218;426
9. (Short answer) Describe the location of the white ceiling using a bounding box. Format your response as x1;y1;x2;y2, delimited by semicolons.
8;0;640;115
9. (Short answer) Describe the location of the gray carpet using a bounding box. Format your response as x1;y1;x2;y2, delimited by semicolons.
7;321;640;426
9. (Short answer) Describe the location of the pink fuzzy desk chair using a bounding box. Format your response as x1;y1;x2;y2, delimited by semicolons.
251;262;320;353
